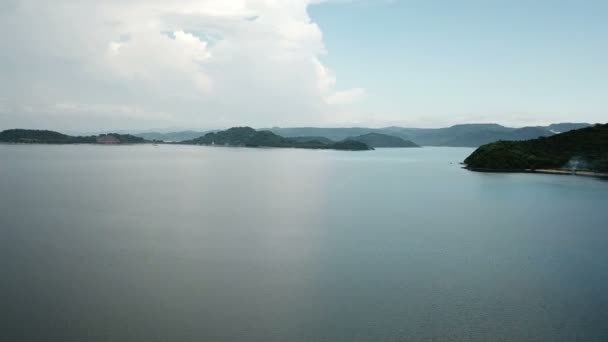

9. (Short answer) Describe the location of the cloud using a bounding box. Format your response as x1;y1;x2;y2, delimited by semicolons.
0;0;365;130
325;88;367;105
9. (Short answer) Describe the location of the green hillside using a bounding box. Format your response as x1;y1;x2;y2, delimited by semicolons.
347;133;419;148
464;124;608;172
181;127;372;151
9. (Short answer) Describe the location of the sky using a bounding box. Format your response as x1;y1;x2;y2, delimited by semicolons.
0;0;606;131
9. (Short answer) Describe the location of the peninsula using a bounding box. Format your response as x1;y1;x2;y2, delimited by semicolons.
464;124;608;176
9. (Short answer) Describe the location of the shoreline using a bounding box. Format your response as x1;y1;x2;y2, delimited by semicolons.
465;166;608;179
0;142;371;151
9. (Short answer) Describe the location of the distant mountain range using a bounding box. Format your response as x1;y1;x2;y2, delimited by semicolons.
464;124;608;173
267;123;591;147
2;123;593;150
131;123;590;147
135;130;214;142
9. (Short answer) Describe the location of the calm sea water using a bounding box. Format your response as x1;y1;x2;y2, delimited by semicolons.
1;145;607;342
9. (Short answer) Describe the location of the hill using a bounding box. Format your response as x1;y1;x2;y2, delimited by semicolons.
0;129;148;144
288;136;335;144
347;133;419;148
181;127;372;151
267;127;375;141
0;129;75;144
267;123;590;147
464;124;608;173
94;133;147;144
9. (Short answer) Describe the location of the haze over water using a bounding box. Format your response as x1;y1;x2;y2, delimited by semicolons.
1;145;607;341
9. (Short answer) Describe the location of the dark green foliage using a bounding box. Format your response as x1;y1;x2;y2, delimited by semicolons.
289;136;335;144
464;124;608;172
184;127;287;147
328;140;371;151
0;129;148;144
190;127;258;146
347;133;419;148
0;129;74;143
267;127;376;141
182;127;372;151
245;130;291;147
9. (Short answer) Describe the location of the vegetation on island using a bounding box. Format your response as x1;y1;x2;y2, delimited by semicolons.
346;133;419;148
0;129;74;144
0;129;149;144
464;124;608;173
288;136;335;144
94;133;148;144
180;127;372;151
284;133;418;148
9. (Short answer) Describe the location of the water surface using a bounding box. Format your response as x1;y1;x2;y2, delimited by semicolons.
1;145;607;341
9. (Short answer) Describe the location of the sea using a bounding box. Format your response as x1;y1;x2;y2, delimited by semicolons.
1;144;607;341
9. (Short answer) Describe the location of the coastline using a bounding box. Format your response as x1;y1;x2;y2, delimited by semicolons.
0;141;371;151
465;166;608;179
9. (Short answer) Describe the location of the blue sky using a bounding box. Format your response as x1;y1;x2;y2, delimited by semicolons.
309;0;608;126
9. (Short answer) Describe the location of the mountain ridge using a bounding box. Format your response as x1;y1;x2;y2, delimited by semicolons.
115;122;591;145
267;123;591;147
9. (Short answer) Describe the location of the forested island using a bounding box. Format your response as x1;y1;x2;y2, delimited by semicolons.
181;127;372;150
0;129;148;144
346;133;419;148
464;124;608;174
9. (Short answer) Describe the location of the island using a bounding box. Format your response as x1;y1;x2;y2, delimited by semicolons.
0;129;149;144
180;127;372;151
464;123;608;176
275;132;418;148
346;133;419;148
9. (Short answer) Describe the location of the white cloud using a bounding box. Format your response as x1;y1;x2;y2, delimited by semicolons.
172;30;211;62
325;88;367;105
108;41;124;56
0;0;365;130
